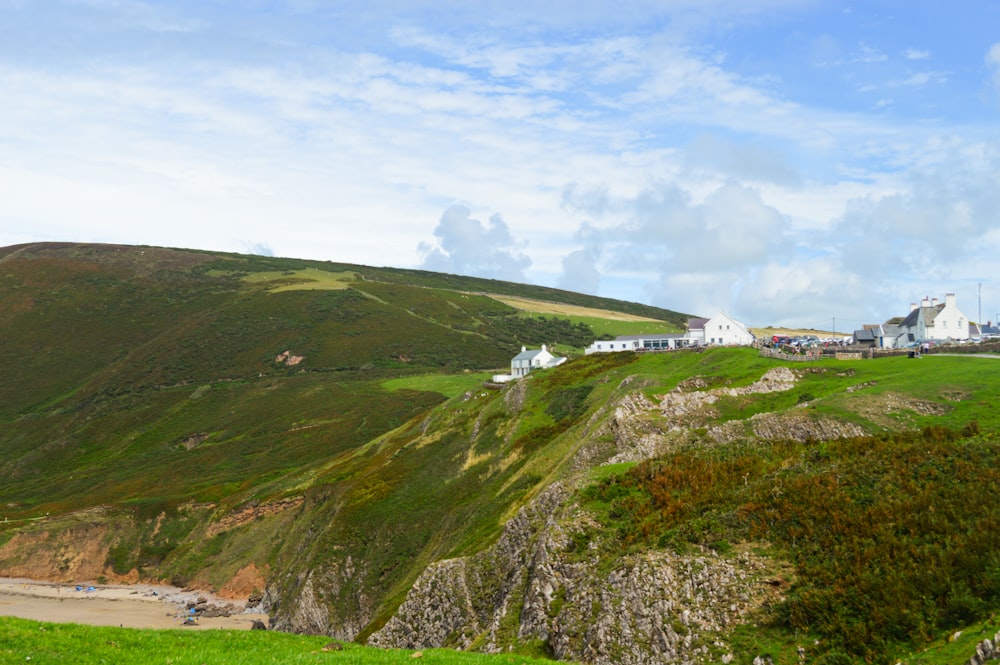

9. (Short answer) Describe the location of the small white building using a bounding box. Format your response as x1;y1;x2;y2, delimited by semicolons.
494;345;566;382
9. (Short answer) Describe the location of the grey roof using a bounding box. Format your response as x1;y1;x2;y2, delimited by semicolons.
512;348;544;361
881;322;901;337
854;329;877;342
900;305;942;329
687;317;709;331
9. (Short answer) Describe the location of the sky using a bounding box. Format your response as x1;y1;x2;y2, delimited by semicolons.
3;1;1000;330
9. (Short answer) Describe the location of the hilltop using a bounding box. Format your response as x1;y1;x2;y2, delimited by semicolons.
2;242;1000;665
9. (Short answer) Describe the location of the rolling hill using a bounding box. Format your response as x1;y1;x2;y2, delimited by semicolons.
2;242;1000;665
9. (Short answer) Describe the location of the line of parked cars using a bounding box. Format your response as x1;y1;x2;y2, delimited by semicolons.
771;334;851;348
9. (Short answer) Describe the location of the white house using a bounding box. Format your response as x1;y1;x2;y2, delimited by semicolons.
506;344;566;379
897;294;970;345
699;312;756;346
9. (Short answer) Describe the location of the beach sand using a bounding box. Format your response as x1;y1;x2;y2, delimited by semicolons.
0;578;268;630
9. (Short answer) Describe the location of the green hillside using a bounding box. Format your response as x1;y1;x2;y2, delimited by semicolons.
2;242;1000;665
0;243;683;513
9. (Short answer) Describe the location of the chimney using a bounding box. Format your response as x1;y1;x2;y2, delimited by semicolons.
910;302;918;312
521;345;526;352
931;297;938;307
541;344;547;352
945;293;956;308
922;296;931;307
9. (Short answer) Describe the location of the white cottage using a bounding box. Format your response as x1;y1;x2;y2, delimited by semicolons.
897;294;970;344
509;345;566;378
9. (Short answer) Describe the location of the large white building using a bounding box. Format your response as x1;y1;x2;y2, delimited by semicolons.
692;312;756;346
585;311;755;354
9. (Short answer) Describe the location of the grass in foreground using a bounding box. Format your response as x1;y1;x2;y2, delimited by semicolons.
0;617;561;665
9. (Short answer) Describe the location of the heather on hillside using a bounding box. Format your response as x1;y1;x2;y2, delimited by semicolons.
584;426;1000;663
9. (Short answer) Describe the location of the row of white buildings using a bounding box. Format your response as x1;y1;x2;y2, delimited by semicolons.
494;293;983;384
854;293;983;348
491;312;753;383
584;311;755;354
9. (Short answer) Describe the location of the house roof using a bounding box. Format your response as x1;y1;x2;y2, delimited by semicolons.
881;322;901;336
900;304;942;329
512;348;546;361
687;317;708;331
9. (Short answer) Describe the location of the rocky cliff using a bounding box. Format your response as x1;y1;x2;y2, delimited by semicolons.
366;371;813;663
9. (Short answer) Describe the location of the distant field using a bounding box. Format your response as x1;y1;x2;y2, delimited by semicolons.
240;268;358;292
572;315;679;337
487;294;666;322
752;327;839;339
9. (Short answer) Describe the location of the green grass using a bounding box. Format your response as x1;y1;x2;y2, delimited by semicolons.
551;314;679;339
240;268;359;292
0;617;564;665
381;373;494;399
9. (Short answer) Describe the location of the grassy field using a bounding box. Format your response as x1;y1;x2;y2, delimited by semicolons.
487;294;667;322
0;617;563;665
240;268;359;292
381;372;494;399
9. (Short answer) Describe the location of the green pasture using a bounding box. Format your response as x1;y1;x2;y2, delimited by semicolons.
250;268;359;292
0;617;562;665
381;372;494;399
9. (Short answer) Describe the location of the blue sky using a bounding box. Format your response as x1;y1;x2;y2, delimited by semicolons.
3;1;1000;329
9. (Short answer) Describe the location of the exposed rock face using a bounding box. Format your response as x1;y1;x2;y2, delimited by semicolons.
747;411;866;441
0;514;138;583
206;498;303;538
370;484;569;651
266;557;373;639
370;483;770;665
216;563;267;601
602;391;673;464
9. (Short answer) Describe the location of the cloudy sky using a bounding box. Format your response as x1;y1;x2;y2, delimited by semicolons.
4;1;1000;329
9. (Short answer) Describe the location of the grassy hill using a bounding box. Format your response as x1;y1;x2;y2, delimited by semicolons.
2;242;1000;665
0;242;685;514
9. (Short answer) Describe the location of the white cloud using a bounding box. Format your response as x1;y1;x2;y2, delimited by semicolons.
903;48;930;61
557;249;601;295
987;43;1000;94
419;205;532;282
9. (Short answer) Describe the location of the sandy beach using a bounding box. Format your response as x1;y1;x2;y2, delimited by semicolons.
0;578;268;630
